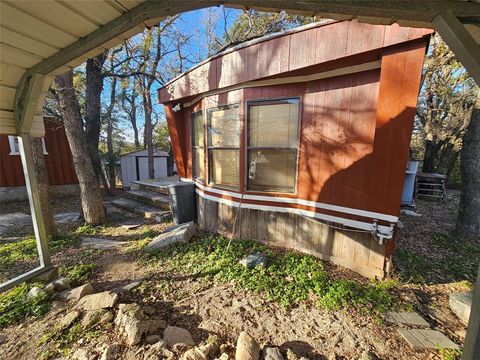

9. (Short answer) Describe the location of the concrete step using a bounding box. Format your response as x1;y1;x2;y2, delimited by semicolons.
125;190;171;210
109;197;170;220
130;180;169;194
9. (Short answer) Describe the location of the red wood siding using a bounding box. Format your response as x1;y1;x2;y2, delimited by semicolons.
158;21;432;103
165;39;428;223
0;118;78;187
161;20;430;278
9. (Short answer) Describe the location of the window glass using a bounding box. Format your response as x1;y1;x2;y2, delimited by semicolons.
8;136;48;155
207;104;240;189
209;149;239;187
249;102;299;147
247;99;299;193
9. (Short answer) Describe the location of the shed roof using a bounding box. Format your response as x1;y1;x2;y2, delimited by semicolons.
1;1;479;137
120;149;169;157
157;20;433;104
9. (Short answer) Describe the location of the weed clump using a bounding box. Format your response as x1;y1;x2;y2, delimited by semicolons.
149;235;396;313
0;283;50;328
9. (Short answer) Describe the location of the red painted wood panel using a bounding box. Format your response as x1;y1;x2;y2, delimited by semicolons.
0;118;78;187
158;20;432;103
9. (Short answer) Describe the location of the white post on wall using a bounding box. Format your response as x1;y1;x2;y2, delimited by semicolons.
17;134;51;268
0;135;53;293
0;71;55;292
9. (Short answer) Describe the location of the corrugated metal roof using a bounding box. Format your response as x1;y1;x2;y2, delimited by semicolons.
1;1;479;136
1;0;151;136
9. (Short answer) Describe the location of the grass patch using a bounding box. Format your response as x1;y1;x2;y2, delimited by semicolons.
59;247;99;286
39;317;101;359
74;223;99;235
0;234;79;272
0;237;38;268
60;263;96;287
0;283;50;328
142;227;160;238
432;232;480;281
147;235;397;313
394;248;431;283
439;348;462;360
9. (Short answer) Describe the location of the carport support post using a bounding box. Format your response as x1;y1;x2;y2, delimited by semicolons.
463;264;480;360
18;134;51;268
433;10;480;85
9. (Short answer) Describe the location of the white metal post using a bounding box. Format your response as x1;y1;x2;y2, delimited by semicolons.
17;134;51;268
0;134;53;292
462;265;480;360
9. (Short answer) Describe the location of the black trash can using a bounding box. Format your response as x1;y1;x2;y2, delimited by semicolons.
168;182;196;224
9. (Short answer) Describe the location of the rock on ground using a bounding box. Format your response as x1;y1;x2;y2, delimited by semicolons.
82;309;114;328
43;283;56;295
235;332;259;360
263;347;284;360
77;291;118;311
59;310;81;330
100;343;120;360
239;252;267;269
27;286;46;299
53;277;70;290
115;303;167;346
449;291;473;325
163;325;195;347
71;348;97;360
183;343;217;360
61;283;95;302
146;222;195;251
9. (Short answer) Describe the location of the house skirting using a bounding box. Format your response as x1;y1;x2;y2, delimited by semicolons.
0;184;80;203
196;195;390;279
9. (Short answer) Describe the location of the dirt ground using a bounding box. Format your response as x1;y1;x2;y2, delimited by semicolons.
0;190;476;359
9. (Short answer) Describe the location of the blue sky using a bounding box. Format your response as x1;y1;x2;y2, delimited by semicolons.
101;6;241;143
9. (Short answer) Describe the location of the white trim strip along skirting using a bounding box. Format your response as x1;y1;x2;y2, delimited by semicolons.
192;181;396;235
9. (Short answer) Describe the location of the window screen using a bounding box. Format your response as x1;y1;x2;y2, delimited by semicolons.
207;104;240;189
247;99;299;193
191;111;205;181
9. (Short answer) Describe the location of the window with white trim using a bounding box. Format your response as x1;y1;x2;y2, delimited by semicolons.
247;98;300;193
8;136;48;155
207;104;240;189
191;111;205;181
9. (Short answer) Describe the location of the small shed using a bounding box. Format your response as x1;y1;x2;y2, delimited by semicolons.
120;149;169;188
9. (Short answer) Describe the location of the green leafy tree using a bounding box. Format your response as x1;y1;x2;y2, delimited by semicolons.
414;34;478;181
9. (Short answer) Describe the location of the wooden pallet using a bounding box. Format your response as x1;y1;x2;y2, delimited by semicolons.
415;173;446;201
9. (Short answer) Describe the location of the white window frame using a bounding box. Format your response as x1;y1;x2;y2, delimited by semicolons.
206;103;241;190
8;135;48;156
245;97;301;194
191;110;205;182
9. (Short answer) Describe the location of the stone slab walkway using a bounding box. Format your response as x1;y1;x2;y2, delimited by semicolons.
81;237;128;250
397;329;460;350
386;310;459;351
385;311;430;327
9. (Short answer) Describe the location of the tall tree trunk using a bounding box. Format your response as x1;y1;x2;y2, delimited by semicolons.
106;77;117;193
167;147;174;176
85;53;109;191
422;140;439;173
30;136;57;237
56;71;106;225
107;116;116;192
456;92;480;238
142;89;155;179
132;122;140;148
446;150;459;183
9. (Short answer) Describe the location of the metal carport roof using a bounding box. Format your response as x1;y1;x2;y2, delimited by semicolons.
0;2;479;358
0;1;479;137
